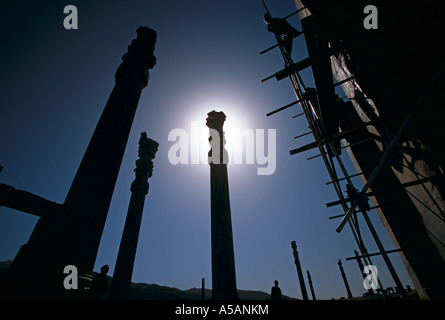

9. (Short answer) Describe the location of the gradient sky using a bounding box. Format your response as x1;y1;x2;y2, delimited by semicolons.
0;0;413;299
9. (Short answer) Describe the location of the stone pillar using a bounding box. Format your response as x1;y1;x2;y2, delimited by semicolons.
206;110;238;300
354;250;374;295
0;27;157;298
338;259;353;299
291;241;309;300
108;133;158;300
62;26;157;275
307;270;317;300
201;278;205;301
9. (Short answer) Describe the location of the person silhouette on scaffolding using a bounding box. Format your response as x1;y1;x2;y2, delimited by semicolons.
264;13;302;60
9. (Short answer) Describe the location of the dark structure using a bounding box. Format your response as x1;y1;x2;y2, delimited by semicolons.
337;259;353;299
0;26;157;298
90;265;110;300
296;0;445;299
108;133;159;300
261;0;445;299
0;184;62;218
290;241;309;300
206;110;239;300
201;278;205;301
306;270;316;300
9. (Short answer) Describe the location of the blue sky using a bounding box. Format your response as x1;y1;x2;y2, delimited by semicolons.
0;0;413;299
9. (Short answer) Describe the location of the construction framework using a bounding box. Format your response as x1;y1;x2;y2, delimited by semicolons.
260;0;445;299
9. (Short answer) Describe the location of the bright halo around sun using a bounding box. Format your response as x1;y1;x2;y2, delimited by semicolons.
189;104;249;166
168;99;276;175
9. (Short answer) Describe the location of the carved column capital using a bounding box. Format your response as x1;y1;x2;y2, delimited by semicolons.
206;110;228;165
115;26;157;87
131;132;159;193
206;110;226;130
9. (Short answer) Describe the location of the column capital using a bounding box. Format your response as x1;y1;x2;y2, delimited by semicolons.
115;26;157;87
206;110;228;165
206;110;226;130
136;132;159;177
131;132;159;193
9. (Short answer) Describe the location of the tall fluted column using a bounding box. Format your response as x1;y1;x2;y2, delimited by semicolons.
307;270;317;300
354;250;374;295
62;26;157;275
108;133;158;300
291;241;309;300
206;110;238;300
0;27;157;298
338;259;353;299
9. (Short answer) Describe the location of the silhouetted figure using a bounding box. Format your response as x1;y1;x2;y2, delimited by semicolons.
271;280;283;300
264;13;302;59
90;265;109;300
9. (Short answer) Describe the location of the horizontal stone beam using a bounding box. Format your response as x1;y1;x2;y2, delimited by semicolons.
0;183;62;217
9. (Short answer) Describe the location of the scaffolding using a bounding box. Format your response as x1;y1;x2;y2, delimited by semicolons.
258;0;445;297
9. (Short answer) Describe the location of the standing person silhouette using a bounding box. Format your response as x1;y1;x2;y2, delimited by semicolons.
271;280;283;300
90;265;109;300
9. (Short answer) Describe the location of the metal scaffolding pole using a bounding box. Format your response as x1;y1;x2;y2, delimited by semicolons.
260;0;409;296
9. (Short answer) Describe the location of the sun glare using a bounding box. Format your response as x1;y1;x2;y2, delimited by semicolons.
188;104;248;166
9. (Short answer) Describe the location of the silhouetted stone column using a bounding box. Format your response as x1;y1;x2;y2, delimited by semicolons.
206;110;238;300
338;259;353;299
62;27;157;275
108;133;158;300
291;241;309;300
202;278;205;301
0;27;157;298
354;250;374;295
307;270;317;300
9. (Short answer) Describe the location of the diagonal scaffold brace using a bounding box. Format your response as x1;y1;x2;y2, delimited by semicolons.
336;62;445;233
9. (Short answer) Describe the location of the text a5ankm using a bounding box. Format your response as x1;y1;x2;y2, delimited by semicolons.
175;304;268;317
218;304;268;315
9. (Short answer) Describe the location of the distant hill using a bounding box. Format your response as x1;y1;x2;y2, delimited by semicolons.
0;260;296;300
184;288;296;301
129;282;201;300
128;283;297;300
